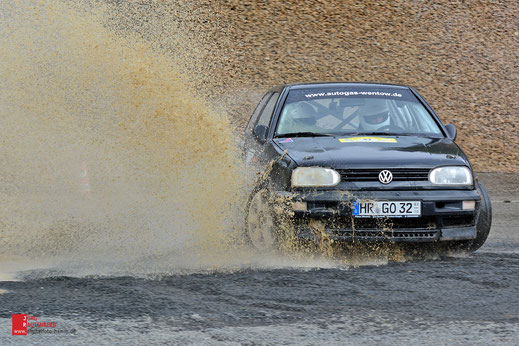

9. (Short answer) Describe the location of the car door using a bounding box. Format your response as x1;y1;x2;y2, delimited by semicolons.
244;91;280;180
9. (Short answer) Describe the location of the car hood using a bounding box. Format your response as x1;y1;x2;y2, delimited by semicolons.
274;136;467;169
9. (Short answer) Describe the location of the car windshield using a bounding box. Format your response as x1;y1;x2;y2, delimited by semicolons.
275;87;443;137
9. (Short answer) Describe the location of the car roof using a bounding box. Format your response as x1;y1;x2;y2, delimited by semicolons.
269;81;411;92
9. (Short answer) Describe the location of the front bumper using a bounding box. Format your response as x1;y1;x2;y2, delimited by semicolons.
273;189;481;243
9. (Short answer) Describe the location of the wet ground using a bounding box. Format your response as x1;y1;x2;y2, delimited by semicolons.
0;173;518;345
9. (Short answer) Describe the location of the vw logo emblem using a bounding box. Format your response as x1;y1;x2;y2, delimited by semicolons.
379;170;393;184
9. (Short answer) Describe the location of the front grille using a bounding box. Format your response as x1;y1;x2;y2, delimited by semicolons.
351;216;437;230
329;229;440;241
338;168;430;182
295;215;437;230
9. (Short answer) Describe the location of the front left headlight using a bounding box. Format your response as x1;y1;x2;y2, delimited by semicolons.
429;166;473;185
291;167;341;187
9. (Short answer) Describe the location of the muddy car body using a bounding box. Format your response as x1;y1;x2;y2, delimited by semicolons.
243;82;491;252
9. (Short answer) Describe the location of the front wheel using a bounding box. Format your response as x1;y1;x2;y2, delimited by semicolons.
245;189;278;251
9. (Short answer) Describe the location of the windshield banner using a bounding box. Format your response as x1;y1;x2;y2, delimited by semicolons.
287;87;416;103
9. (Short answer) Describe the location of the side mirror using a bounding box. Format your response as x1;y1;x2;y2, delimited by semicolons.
445;124;457;140
253;124;268;143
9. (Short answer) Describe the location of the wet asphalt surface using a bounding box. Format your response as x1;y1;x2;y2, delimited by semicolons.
1;173;518;344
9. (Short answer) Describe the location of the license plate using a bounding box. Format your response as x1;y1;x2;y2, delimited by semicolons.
352;201;421;218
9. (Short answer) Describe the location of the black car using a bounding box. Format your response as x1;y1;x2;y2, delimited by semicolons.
243;82;491;252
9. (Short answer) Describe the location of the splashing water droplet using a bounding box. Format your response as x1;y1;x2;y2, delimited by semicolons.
0;0;246;275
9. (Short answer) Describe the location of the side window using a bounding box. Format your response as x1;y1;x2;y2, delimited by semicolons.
256;92;280;127
245;92;272;134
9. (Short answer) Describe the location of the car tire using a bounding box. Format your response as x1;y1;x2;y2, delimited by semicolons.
451;182;492;252
245;188;279;251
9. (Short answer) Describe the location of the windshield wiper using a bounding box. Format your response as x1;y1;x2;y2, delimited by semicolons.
275;132;338;138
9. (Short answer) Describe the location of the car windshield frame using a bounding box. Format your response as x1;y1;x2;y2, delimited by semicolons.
272;85;446;139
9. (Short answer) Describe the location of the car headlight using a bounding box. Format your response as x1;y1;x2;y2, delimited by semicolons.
429;166;473;185
291;167;341;187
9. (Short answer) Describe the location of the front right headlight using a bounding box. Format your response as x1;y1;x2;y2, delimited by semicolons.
291;167;341;187
429;166;473;185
